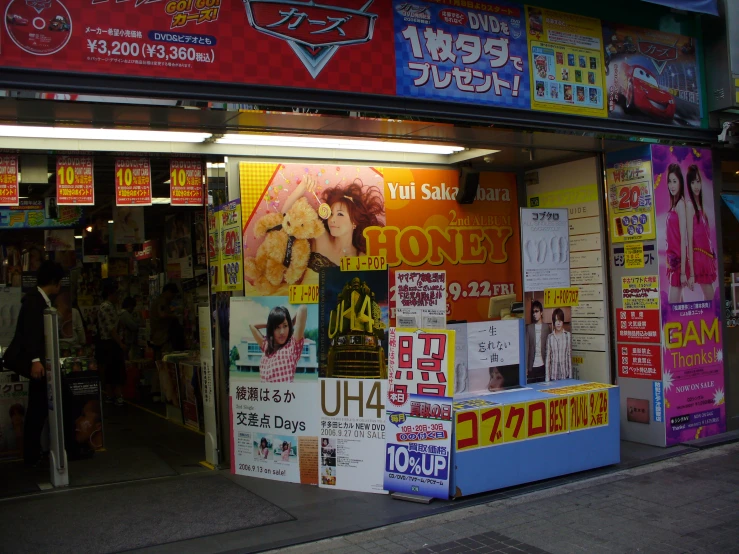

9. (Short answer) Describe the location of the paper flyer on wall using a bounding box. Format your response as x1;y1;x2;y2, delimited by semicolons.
385;328;455;499
231;380;319;484
521;208;570;291
319;378;387;493
318;267;389;379
394;270;446;329
0;381;28;460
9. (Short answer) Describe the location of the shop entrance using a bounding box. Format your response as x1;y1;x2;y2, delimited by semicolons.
0;154;215;495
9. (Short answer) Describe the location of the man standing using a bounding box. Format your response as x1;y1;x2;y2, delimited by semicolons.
97;280;127;406
150;283;180;359
10;261;64;466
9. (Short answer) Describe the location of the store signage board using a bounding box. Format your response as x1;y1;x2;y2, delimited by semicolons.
56;156;94;205
115;158;152;206
0;1;702;128
0;156;19;207
170;159;203;206
520;208;570;292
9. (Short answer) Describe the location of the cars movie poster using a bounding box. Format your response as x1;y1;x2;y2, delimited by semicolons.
603;23;702;127
653;145;724;445
392;0;530;109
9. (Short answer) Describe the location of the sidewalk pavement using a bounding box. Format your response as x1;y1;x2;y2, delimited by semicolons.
269;442;739;554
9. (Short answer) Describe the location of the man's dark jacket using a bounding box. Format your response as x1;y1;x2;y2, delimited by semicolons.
9;288;47;379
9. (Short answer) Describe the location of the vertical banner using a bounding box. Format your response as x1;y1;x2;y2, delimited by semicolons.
115;158;152;206
385;328;455;499
56;156;94;205
603;23;702;127
319;378;387;493
170;159;203;206
653;145;725;445
394;270;446;329
0;155;19;206
607;157;656;242
219;200;243;292
521;208;570;291
208;207;222;292
526;7;607;118
393;0;529;109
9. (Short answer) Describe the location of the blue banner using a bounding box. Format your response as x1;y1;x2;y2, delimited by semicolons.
393;0;529;109
0;200;82;229
641;0;718;16
722;193;739;225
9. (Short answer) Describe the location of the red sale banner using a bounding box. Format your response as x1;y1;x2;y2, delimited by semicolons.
617;343;661;380
170;159;203;206
115;158;152;206
616;308;660;344
0;156;20;206
57;156;94;205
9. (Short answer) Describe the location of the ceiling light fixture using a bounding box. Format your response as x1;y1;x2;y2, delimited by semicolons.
215;134;465;155
0;125;211;143
151;197;171;204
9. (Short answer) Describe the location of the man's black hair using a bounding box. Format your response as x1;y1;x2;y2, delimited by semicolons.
36;261;64;287
162;283;179;295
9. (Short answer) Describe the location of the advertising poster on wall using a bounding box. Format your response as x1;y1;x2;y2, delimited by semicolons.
607;157;656;242
56;156;94;205
0;381;28;460
115;157;152;206
0;200;82;230
318;267;389;379
521;208;569;291
603;23;702;127
466;319;521;392
164;212;193;279
61;371;104;459
526;7;607;118
218;200;243;292
319;378;387;493
653;145;725;444
112;206;145;245
170;159;203;206
385;328;454;499
393;0;529;109
621;275;659;310
0;156;19;207
393;270;446;329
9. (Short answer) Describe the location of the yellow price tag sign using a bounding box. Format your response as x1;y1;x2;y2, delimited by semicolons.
479;405;505;447
624;242;644;269
503;402;528;442
340;255;388;272
548;397;569;434
544;287;580;307
588;390;609;427
288;284;319;304
569;393;590;431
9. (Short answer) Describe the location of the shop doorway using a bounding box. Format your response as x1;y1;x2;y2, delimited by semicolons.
0;155;215;495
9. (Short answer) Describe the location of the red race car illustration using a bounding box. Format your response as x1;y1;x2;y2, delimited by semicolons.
6;13;29;25
622;64;675;120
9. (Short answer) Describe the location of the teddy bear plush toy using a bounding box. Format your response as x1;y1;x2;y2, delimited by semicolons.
244;197;325;294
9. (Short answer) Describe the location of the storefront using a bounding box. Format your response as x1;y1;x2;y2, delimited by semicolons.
0;0;731;507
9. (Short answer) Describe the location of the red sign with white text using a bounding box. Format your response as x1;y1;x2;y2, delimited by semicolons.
56;156;94;205
170;159;203;206
616;308;660;344
0;156;20;206
617;343;661;380
115;158;152;205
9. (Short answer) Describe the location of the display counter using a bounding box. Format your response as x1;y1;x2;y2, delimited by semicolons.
452;380;619;497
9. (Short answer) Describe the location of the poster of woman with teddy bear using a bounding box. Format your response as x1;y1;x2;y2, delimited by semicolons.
240;163;387;296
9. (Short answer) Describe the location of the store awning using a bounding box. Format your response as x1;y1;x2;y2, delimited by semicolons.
641;0;718;15
721;193;739;224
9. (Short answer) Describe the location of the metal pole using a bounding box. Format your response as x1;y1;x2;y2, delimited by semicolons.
44;308;68;487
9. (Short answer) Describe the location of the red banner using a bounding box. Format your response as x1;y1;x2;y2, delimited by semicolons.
0;156;20;206
616;308;660;343
56;156;94;205
115;158;152;205
617;343;662;380
170;159;203;206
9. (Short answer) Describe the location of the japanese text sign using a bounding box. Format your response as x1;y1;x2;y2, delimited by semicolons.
170;159;203;205
616;309;660;343
219;200;243;292
0;156;19;206
466;319;519;370
115;158;152;206
617;343;662;380
624;243;645;268
56;156;94;205
388;328;455;408
521;208;569;291
544;287;580;307
607;159;655;242
622;275;659;310
393;0;530;109
394;270;447;329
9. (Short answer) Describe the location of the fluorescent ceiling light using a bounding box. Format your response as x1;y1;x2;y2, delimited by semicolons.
207;162;225;169
216;134;465;155
151;197;171;204
74;236;82;239
108;220;114;224
0;125;211;143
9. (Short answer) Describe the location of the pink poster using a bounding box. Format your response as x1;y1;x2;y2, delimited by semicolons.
653;145;725;445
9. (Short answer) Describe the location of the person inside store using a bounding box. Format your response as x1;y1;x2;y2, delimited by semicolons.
250;304;307;383
150;283;181;360
665;163;690;304
545;308;572;381
282;173;385;268
119;296;141;359
685;164;717;301
525;300;550;384
4;260;64;467
56;290;86;356
97;279;127;406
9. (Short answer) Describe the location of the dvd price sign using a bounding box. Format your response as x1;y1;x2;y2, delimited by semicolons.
115;158;152;206
0;156;19;207
57;156;94;205
385;328;455;499
170;159;203;206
